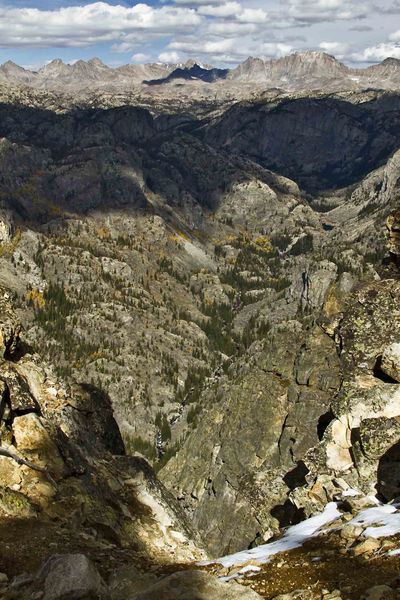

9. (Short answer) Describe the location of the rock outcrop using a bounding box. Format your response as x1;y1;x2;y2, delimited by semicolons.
300;276;400;503
160;321;342;555
0;289;206;592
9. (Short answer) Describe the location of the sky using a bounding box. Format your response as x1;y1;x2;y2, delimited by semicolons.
0;0;400;69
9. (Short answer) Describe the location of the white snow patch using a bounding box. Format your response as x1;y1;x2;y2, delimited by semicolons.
200;502;341;569
388;548;400;556
239;565;261;574
351;505;400;538
367;495;382;506
342;488;360;497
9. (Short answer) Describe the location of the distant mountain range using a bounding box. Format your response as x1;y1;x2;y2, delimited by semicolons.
1;51;400;93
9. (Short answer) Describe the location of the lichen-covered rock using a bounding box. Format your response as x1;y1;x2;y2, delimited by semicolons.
108;565;159;600
351;538;381;556
271;592;315;600
0;366;40;415
0;486;37;517
359;417;400;461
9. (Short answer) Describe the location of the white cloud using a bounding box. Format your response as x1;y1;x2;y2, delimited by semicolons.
171;0;226;4
165;36;293;63
260;42;293;58
170;37;235;54
131;52;150;62
207;21;258;35
198;2;268;23
319;41;349;56
283;0;369;23
350;42;400;62
197;2;241;17
158;50;182;62
237;8;269;23
0;2;202;48
0;0;397;68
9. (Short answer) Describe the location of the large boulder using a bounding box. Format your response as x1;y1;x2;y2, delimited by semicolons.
38;554;107;600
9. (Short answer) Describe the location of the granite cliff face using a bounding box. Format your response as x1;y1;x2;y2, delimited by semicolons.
203;92;400;192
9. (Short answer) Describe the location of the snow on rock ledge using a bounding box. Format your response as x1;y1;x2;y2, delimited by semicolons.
201;502;341;570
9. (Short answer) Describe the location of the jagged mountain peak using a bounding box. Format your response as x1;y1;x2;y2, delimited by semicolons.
0;60;36;83
0;60;30;76
277;50;349;73
237;56;265;70
144;62;228;85
363;57;400;85
230;50;348;85
182;58;213;69
381;56;400;66
1;60;24;69
39;58;70;76
44;58;65;67
87;57;108;67
291;49;338;60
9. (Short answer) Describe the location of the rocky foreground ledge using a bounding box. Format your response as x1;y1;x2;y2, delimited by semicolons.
205;494;400;599
1;494;400;599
